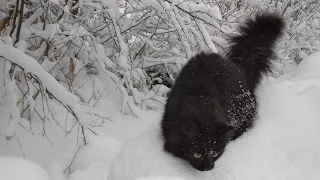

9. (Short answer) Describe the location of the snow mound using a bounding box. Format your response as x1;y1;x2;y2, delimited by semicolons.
107;52;320;180
138;176;187;180
107;129;210;180
66;133;123;180
0;156;49;180
73;133;123;170
67;162;111;180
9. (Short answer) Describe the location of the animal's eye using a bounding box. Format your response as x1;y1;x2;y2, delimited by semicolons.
208;150;218;157
193;153;202;159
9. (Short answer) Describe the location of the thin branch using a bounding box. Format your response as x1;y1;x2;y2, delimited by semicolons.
15;0;25;44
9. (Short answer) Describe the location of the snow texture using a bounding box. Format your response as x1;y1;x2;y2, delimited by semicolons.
0;156;49;180
138;177;187;180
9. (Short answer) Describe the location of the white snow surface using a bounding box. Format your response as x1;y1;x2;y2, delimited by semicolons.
138;177;187;180
0;156;49;180
1;51;320;180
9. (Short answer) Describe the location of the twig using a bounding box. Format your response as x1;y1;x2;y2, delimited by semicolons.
64;146;81;173
14;0;24;44
10;0;20;36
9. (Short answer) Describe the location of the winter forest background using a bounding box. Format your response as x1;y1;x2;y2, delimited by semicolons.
0;0;320;179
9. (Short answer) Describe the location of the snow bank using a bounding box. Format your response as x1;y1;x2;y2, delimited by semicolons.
0;156;49;180
72;133;123;170
107;130;208;180
138;177;187;180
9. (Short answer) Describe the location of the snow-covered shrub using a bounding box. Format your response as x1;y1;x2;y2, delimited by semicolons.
0;0;224;146
0;0;318;150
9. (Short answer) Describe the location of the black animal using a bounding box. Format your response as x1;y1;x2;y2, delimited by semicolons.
161;12;284;171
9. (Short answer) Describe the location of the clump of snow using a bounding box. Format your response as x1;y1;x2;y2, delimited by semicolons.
189;4;222;21
140;0;163;12
49;0;60;5
15;40;28;52
0;156;49;180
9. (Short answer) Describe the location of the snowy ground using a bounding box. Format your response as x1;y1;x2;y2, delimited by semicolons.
1;52;320;180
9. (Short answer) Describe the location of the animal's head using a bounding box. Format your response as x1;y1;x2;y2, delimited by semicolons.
161;94;234;171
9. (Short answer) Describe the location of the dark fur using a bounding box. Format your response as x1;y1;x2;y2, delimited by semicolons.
161;12;284;171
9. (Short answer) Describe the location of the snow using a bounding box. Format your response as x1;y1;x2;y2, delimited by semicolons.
311;19;319;29
107;129;211;180
1;5;320;178
1;47;320;179
0;156;49;180
72;133;123;170
2;0;320;179
169;10;192;58
106;51;320;180
0;42;92;126
0;81;20;139
217;83;320;180
140;0;163;12
196;19;218;53
101;0;120;19
189;4;222;21
138;177;187;180
49;0;60;5
0;43;79;106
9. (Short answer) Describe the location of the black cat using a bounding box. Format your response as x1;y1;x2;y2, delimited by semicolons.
161;12;284;171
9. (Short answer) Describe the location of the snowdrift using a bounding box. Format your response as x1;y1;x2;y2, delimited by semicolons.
0;156;49;180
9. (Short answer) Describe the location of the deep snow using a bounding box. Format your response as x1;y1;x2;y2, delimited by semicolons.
1;52;320;180
0;156;49;180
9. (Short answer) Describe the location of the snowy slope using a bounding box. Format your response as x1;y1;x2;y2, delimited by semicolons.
0;156;49;180
106;51;320;180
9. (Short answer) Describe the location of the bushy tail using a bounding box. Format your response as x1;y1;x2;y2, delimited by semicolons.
226;12;284;90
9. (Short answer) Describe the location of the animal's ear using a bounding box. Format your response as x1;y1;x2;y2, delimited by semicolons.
219;124;234;133
182;124;199;139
